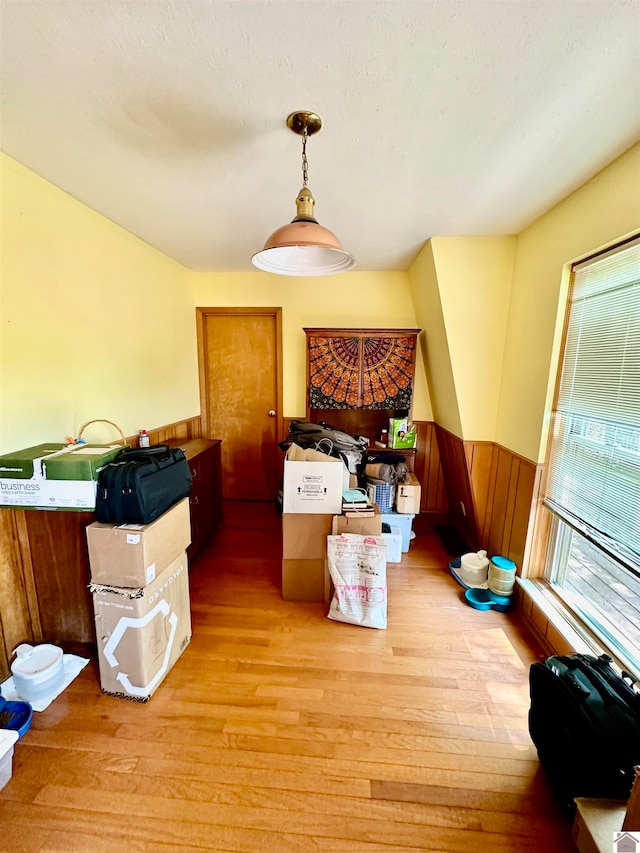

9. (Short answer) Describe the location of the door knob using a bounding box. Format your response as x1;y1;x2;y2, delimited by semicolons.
268;410;276;417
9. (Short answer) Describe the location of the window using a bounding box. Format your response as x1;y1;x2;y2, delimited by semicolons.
544;237;640;675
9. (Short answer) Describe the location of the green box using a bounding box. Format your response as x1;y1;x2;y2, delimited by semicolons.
0;443;123;510
388;418;417;450
0;444;68;479
43;445;123;480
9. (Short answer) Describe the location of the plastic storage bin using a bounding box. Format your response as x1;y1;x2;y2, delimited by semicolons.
11;643;64;702
0;729;19;791
381;525;402;563
379;512;415;552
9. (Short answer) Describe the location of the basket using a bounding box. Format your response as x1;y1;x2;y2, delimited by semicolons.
77;419;127;445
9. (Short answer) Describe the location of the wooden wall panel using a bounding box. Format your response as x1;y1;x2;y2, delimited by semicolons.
414;421;448;514
434;425;478;548
465;443;493;539
0;510;41;679
130;415;202;448
466;441;539;572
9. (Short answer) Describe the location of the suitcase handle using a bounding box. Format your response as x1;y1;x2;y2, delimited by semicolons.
118;445;171;462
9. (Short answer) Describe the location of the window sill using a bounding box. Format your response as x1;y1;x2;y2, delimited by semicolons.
516;577;634;675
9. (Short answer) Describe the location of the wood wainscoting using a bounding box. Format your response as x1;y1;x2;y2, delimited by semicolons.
0;415;203;680
435;424;542;570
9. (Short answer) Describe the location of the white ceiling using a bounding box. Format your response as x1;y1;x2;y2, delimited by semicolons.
1;0;639;273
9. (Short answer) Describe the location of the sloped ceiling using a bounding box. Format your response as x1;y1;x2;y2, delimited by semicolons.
1;0;638;272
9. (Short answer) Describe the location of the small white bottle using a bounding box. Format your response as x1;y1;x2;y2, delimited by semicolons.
138;429;150;448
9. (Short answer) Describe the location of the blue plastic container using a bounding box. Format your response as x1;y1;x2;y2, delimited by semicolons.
464;588;512;612
0;693;33;739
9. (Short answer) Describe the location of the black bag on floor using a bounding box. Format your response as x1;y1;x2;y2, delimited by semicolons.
528;652;640;811
95;445;192;524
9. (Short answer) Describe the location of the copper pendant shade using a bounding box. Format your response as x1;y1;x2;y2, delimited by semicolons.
252;112;356;277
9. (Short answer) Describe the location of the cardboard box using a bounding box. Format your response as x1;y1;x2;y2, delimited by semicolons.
91;551;191;701
86;498;191;587
396;473;422;514
282;558;326;602
573;798;626;853
623;766;640;830
332;504;382;536
282;513;333;560
282;444;344;514
0;443;123;509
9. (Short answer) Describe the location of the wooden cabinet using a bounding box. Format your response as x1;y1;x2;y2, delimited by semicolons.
0;439;222;669
168;438;222;561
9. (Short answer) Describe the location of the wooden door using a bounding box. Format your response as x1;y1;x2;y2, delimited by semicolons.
197;309;282;501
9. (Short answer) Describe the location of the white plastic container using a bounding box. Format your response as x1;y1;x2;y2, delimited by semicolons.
0;729;19;791
381;525;403;563
379;512;415;552
11;643;64;702
458;550;490;587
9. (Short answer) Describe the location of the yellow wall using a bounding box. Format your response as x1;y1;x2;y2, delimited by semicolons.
0;153;200;452
407;240;462;436
497;142;640;461
408;144;639;463
431;236;516;440
191;271;433;421
4;140;636;462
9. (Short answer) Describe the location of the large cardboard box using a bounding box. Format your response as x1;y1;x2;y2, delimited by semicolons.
0;443;122;510
282;558;326;602
331;505;382;536
282;513;332;601
396;473;422;514
283;513;333;560
86;498;191;587
282;444;344;514
91;551;191;701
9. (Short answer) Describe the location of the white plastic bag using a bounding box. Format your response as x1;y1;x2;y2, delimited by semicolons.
326;534;387;629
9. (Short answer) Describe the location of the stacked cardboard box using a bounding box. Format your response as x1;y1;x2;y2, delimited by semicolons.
86;498;192;701
281;444;344;602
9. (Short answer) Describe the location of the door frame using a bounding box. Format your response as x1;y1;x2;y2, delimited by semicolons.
195;307;284;445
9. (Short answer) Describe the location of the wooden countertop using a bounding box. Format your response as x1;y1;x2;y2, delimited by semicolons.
165;437;221;461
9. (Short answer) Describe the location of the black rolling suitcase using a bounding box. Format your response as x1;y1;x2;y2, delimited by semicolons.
528;652;640;811
95;445;192;524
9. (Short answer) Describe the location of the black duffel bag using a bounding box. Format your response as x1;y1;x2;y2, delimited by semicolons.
95;444;192;524
528;652;640;812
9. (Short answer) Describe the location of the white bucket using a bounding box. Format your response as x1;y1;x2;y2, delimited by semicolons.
11;643;64;702
488;556;517;596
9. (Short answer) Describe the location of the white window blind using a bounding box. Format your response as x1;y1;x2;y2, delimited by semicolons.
545;238;640;569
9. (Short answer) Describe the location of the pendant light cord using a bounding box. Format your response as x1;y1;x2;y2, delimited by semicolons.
301;130;309;187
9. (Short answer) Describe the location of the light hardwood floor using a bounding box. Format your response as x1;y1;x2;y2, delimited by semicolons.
0;503;576;852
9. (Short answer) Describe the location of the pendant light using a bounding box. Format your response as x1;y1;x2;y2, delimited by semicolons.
252;111;356;276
